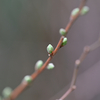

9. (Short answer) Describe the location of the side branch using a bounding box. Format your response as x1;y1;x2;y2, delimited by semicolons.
58;37;100;100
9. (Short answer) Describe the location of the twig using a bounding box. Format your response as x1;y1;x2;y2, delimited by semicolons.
4;0;87;100
58;38;100;100
65;0;87;34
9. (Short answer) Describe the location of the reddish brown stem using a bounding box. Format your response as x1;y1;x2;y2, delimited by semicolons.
4;0;87;100
65;0;87;34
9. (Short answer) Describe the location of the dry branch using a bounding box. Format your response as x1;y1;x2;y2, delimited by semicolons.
58;37;100;100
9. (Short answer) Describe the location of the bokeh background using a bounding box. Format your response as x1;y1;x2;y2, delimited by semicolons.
0;0;100;100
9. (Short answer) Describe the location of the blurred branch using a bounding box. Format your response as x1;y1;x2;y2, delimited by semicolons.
58;38;100;100
3;0;87;100
65;0;87;33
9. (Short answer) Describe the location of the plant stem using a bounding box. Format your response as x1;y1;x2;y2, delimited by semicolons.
4;0;87;100
58;37;100;100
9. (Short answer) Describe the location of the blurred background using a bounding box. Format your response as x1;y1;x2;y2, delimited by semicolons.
0;0;100;100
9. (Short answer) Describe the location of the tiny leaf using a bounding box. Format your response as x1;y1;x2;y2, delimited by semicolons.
2;87;12;98
35;60;43;70
47;63;55;70
81;6;89;15
71;8;79;16
59;28;66;36
47;44;54;54
62;37;67;46
23;75;32;84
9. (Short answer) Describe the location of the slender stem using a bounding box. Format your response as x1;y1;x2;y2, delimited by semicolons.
10;83;28;100
59;86;76;100
58;37;100;100
4;0;87;100
65;0;87;34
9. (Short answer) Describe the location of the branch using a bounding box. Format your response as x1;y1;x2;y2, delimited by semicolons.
3;0;87;100
58;37;100;100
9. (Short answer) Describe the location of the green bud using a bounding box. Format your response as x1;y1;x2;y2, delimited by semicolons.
81;6;89;15
59;28;66;36
23;75;32;84
62;37;67;46
71;8;79;16
47;44;54;54
47;63;55;70
35;60;43;70
2;87;12;98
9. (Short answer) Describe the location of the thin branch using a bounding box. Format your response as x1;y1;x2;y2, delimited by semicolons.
4;0;87;100
58;37;100;100
65;0;87;34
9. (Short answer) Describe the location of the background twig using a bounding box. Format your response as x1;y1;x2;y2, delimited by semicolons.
58;37;100;100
